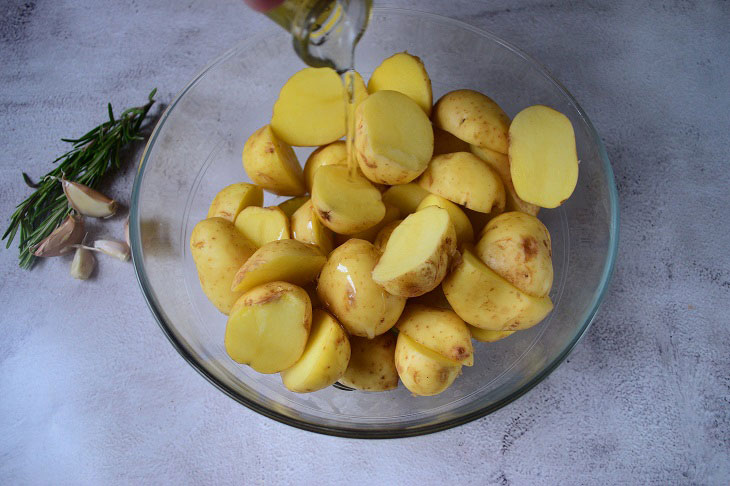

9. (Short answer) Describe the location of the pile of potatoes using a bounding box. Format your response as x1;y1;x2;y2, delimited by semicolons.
190;52;578;396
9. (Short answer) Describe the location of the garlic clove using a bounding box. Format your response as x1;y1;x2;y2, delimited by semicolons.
61;179;117;218
93;239;130;261
70;245;96;279
34;213;85;257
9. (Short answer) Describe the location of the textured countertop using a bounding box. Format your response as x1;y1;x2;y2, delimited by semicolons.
1;1;728;484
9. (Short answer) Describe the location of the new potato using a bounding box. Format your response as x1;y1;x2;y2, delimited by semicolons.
373;219;402;252
234;206;290;248
242;125;306;196
395;333;461;396
469;326;515;343
381;182;430;216
207;183;263;222
290;199;334;255
340;332;399;392
367;52;433;115
417;193;474;245
277;196;309;218
397;304;473;366
471;145;539;216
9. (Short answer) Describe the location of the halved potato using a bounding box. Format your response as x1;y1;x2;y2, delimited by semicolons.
303;141;346;192
280;309;350;393
418;152;505;214
224;282;311;373
355;90;434;185
242;125;306;196
367;52;433;115
442;248;553;331
417;193;474;245
339;333;399;392
471;145;539;216
207;183;263;222
433;89;511;154
433;126;470;156
381;182;430;216
396;304;473;366
231;239;326;293
509;105;579;208
290;199;334;255
469;326;515;343
373;219;402;252
372;206;456;297
277;196;309;218
311;165;385;235
335;203;400;245
395;333;461;396
234;206;290;247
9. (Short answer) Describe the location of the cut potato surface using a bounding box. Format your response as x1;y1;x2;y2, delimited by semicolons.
355;90;434;185
340;333;399;392
207;183;263;222
433;89;511;154
231;239;326;293
509;105;579;208
336;203;401;245
234;206;290;248
277;196;309;218
311;165;385;235
373;218;402;252
417;193;474;245
471;144;539;216
469;326;515;343
290;199;334;255
381;182;430;216
304;141;347;192
443;247;553;331
242;125;306;196
372;206;456;297
433;126;470;156
418;152;505;214
224;282;312;373
397;304;474;366
280;309;351;393
368;52;433;115
395;333;461;396
271;67;367;146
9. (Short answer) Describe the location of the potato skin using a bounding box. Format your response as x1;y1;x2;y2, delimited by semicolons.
340;333;399;392
469;326;515;343
470;145;539;216
290;199;334;255
395;333;461;396
190;217;257;314
381;183;430;216
396;304;474;366
373;219;402;252
207;183;263;222
242;125;306;196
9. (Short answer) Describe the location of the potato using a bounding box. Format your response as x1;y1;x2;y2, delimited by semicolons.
290;199;334;255
234;206;290;248
409;285;452;310
469;326;515;343
433;89;511;154
280;309;351;393
207;183;263;222
417;194;474;245
271;67;367;146
432;126;470;156
317;239;406;338
372;206;456;297
396;304;473;366
190;218;257;314
395;333;461;396
277;196;309;218
373;219;402;252
335;203;400;245
381;182;430;216
367;52;433;115
471;145;539;216
339;333;399;392
242;125;306;196
475;212;553;297
509;105;579;208
304;141;346;192
418;152;505;214
311;165;385;235
355;90;434;185
231;239;326;293
224;282;311;373
443;248;553;330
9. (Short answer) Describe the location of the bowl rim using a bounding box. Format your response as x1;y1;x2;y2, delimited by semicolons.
130;6;619;439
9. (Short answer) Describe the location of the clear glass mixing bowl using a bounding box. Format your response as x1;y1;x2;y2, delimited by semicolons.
131;8;619;438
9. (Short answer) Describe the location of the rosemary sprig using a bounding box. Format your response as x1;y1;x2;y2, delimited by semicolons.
2;88;157;269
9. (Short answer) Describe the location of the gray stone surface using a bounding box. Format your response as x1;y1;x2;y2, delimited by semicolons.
1;0;728;484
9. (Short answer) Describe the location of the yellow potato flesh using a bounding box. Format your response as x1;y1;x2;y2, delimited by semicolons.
397;304;474;366
381;182;430;216
433;126;470;156
509;105;579;208
418;152;505;213
303;141;347;192
207;183;263;222
339;333;399;392
355;90;434;185
280;309;351;393
271;67;367;146
469;326;515;343
234;206;290;248
290;199;334;255
443;248;553;331
433;89;511;154
242;125;306;196
395;333;461;396
372;219;402;252
417;193;474;245
231;239;326;293
277;196;309;218
471;144;539;216
317;239;406;338
337;203;401;245
224;282;311;373
367;52;433;115
372;206;456;297
475;211;553;297
311;165;385;235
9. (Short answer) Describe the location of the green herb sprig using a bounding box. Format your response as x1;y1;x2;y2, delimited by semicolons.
3;88;157;269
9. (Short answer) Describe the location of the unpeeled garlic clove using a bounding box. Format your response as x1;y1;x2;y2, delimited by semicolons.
34;213;85;257
93;239;130;261
62;179;117;218
70;245;96;279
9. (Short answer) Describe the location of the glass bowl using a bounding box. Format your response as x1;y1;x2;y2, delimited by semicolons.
131;8;618;438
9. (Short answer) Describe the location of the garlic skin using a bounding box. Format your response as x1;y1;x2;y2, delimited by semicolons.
70;245;96;279
62;179;117;218
93;239;130;261
34;213;85;257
